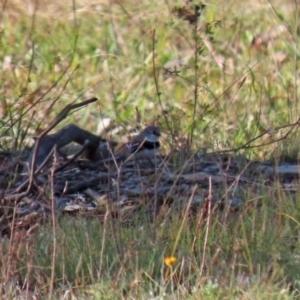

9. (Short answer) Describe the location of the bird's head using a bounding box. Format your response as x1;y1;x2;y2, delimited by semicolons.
141;126;161;142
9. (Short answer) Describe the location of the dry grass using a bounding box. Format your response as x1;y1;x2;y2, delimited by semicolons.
1;0;300;299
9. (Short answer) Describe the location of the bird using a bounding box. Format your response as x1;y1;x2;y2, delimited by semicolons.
114;125;161;162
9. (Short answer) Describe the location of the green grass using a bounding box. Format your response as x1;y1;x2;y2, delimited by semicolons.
1;0;300;298
4;195;300;299
1;0;298;154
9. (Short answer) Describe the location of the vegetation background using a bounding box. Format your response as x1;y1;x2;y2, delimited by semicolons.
1;0;300;299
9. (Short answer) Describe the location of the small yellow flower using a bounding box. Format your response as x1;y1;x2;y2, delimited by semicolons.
164;256;177;267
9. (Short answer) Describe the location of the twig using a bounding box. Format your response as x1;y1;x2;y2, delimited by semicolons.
48;153;57;299
54;139;92;173
191;180;213;254
215;117;300;154
4;98;98;202
171;184;197;256
152;30;172;134
189;4;200;147
27;98;98;193
199;177;212;277
14;146;56;194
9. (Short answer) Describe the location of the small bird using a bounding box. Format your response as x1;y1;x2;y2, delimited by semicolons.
115;126;161;161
